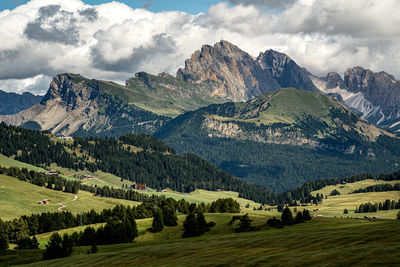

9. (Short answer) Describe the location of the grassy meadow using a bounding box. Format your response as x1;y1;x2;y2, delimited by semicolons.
307;179;400;219
0;174;138;220
7;215;399;267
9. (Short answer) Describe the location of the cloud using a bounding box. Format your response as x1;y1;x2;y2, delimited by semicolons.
229;0;297;9
0;74;51;95
1;0;400;94
24;5;81;45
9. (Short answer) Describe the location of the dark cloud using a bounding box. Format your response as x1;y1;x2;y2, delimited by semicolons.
78;7;98;22
229;0;296;9
24;5;80;45
91;34;177;73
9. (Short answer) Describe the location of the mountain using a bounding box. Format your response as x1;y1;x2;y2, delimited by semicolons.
0;90;42;115
0;41;325;136
156;88;400;191
311;67;400;133
0;74;172;136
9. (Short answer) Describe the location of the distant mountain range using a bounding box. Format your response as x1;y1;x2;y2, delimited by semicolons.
2;40;400;190
0;90;42;115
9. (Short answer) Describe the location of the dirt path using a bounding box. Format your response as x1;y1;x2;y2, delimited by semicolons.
57;195;78;211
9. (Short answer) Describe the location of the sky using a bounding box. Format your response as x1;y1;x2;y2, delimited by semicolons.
0;0;399;95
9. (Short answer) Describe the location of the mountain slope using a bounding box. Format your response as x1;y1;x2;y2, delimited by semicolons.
156;88;400;191
0;90;42;115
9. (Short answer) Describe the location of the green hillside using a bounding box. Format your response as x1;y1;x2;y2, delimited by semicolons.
0;123;276;203
156;88;400;191
8;216;400;267
0;174;138;220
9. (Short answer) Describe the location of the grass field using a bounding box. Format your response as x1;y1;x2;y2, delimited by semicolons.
8;215;400;267
303;179;400;219
0;174;139;220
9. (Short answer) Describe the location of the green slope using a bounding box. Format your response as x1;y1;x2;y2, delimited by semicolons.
16;216;400;267
0;174;138;220
156;88;400;191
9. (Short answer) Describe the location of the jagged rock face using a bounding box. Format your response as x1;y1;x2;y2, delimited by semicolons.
325;72;347;89
0;74;103;135
177;40;280;101
344;67;400;111
177;40;320;101
0;90;42;115
257;50;319;92
0;74;166;136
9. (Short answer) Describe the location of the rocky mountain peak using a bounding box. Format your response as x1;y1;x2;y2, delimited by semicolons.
41;73;99;111
325;72;346;89
257;49;318;91
177;40;279;101
344;67;400;109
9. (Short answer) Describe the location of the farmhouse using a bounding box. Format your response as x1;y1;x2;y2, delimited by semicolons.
38;199;50;205
134;184;147;190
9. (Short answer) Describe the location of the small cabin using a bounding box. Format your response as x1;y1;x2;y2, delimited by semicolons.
38;199;50;205
134;184;147;190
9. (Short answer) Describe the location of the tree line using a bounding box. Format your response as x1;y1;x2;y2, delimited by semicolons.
1;197;241;249
352;183;400;194
355;199;400;213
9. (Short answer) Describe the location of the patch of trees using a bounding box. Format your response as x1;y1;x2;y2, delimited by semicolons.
352;183;400;194
330;189;340;196
355;199;400;213
3;198;241;245
182;211;215;238
267;207;311;228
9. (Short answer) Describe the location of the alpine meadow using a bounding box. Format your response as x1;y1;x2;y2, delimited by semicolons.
1;0;400;266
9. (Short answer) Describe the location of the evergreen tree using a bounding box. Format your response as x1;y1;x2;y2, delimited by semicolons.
43;233;63;260
235;214;253;232
343;209;349;214
302;209;312;220
182;212;198;238
0;220;8;250
196;211;208;235
162;207;178;226
61;234;73;257
281;207;294;225
295;211;304;223
151;208;164;233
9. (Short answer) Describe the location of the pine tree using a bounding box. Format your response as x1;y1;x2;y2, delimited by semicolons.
162;207;178;227
0;219;8;250
281;207;294;225
196;211;208;235
295;211;304;223
0;231;8;250
43;233;63;260
235;214;253;232
182;212;198;238
151;208;164;233
302;209;312;220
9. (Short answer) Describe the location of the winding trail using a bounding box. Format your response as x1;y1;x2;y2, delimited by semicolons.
57;195;78;211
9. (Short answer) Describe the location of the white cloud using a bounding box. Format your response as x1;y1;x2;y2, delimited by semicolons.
1;0;400;94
